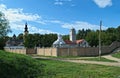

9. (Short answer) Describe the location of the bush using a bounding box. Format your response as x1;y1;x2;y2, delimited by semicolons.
0;50;45;78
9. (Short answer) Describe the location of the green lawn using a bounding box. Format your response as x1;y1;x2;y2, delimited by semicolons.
112;51;120;58
37;59;120;78
1;50;120;78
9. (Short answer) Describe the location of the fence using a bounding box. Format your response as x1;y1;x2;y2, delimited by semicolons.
57;41;120;56
4;47;26;54
37;48;57;56
4;41;120;57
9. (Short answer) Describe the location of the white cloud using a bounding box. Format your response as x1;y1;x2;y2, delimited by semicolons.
93;0;112;8
0;4;58;35
36;20;46;25
0;4;41;23
29;26;58;34
9;22;58;34
54;1;63;5
0;4;6;11
62;21;108;30
48;20;63;24
0;3;109;36
54;0;72;5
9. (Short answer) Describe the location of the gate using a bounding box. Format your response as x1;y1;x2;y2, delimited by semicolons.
26;48;37;54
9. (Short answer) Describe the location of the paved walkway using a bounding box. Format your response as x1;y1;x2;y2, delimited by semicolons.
33;55;120;67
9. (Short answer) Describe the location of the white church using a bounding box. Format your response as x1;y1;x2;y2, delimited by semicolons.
53;28;89;47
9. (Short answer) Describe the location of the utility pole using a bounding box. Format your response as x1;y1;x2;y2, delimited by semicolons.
99;20;102;60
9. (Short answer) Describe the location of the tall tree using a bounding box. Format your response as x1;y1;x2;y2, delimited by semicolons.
0;12;11;37
0;12;11;49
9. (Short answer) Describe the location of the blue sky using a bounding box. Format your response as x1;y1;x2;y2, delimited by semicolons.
0;0;120;36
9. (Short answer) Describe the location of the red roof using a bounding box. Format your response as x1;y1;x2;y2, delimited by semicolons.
64;40;76;44
64;39;85;44
76;39;84;44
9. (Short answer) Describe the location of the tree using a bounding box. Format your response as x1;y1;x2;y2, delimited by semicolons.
23;33;57;48
24;34;35;48
0;12;11;49
17;33;23;40
77;29;91;40
0;12;11;37
85;31;99;47
116;26;120;41
0;36;9;49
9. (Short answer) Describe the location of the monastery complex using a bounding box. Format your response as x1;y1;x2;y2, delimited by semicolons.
4;23;120;57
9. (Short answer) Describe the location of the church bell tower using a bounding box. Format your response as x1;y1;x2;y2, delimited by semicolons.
24;22;29;35
70;28;76;42
23;22;29;43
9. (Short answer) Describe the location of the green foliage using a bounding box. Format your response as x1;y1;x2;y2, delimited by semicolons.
116;26;120;41
76;26;120;47
41;34;57;47
0;12;11;49
0;50;45;78
85;31;99;47
17;33;23;40
0;37;7;49
62;35;69;40
77;29;91;39
0;36;9;49
24;34;35;48
0;11;11;37
23;33;57;48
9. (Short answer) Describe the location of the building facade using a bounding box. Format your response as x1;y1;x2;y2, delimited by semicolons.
53;28;89;47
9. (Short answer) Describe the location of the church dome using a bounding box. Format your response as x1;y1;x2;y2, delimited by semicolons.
53;34;65;47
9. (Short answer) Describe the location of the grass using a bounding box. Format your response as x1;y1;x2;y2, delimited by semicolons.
37;59;120;78
112;51;120;58
0;50;45;78
1;50;120;78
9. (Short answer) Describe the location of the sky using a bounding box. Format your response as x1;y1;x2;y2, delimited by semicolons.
0;0;120;36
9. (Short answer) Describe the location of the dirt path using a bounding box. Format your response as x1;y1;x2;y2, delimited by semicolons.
62;59;120;67
33;56;120;67
102;55;120;62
